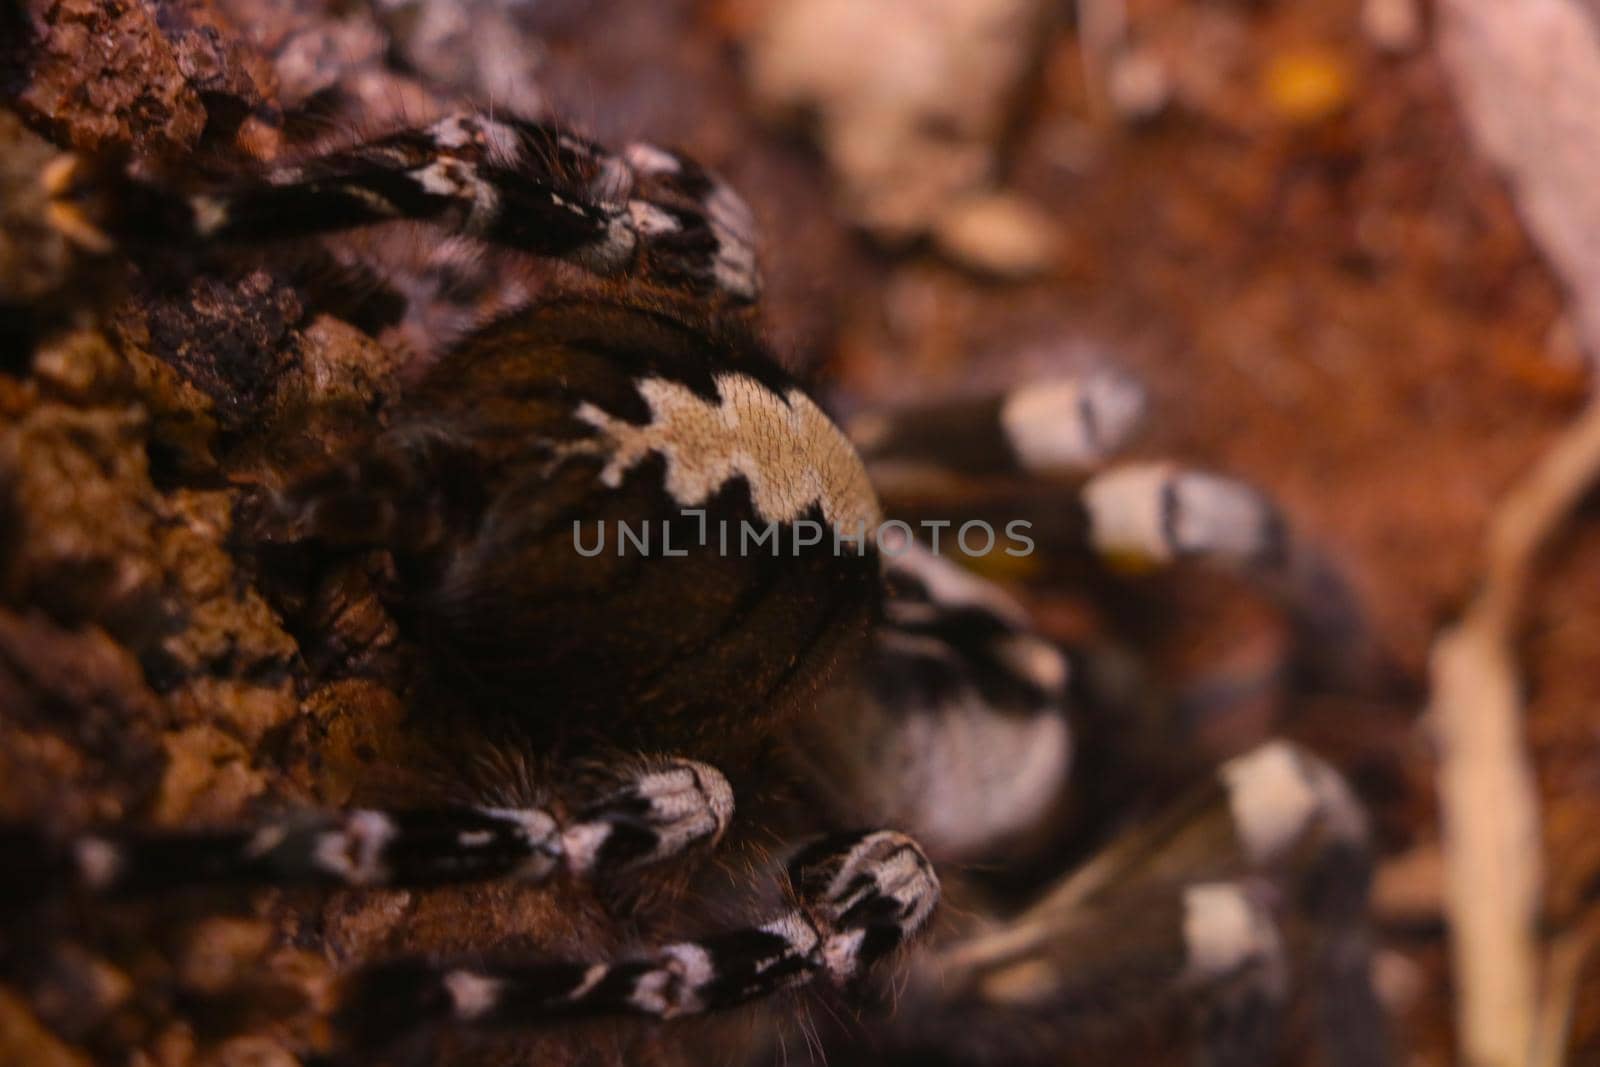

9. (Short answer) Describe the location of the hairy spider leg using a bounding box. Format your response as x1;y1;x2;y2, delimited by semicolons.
1;758;732;900
339;830;939;1037
794;541;1075;864
908;740;1384;1067
106;112;759;303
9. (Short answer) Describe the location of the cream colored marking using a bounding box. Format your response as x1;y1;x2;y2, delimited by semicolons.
662;942;714;991
633;762;735;854
705;182;760;298
482;807;559;846
1223;741;1367;864
75;837;122;890
244;823;289;858
707;182;756;242
189;194;230;236
979;957;1061;1004
625;142;682;176
1222;741;1320;863
313;811;395;884
761;911;824;980
862;695;1070;861
558;822;611;875
567;963;608;1001
1168;469;1274;562
1000;371;1146;472
445;969;503;1020
591;157;633;208
428;114;522;163
572;214;638;273
993;633;1070;694
430;114;475;148
627;199;681;235
476;807;560;879
577;374;882;533
1181;882;1288;997
1298;746;1370;842
712;234;760;300
818;833;938;935
629;969;673;1015
889;541;1028;626
633;943;713;1017
415;161;462;197
823;928;868;980
1082;462;1173;562
338;183;406;218
413;159;499;229
1084;462;1274;566
879;840;940;922
763;911;821;961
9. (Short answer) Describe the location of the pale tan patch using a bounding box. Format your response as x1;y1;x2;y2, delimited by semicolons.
1181;882;1288;997
576;373;883;533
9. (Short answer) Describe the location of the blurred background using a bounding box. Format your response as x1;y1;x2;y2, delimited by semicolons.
7;0;1600;1064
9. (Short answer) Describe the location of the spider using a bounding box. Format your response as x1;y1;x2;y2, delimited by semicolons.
0;96;1388;1067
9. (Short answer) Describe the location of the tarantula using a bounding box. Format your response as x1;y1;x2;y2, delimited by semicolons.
1;100;1387;1067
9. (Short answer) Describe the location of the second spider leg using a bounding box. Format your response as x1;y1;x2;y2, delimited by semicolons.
852;366;1286;573
106;111;760;303
848;365;1148;482
3;757;732;899
794;539;1075;865
887;741;1380;1067
339;829;939;1037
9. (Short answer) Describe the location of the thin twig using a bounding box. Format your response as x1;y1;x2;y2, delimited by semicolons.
1431;398;1600;1067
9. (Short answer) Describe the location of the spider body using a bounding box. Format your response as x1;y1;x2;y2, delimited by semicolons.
0;79;1389;1066
271;287;879;758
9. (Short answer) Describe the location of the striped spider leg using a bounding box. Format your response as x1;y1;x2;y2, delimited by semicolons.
889;739;1384;1067
849;365;1285;575
2;757;733;902
83;110;758;305
850;362;1385;728
792;540;1075;867
851;360;1392;656
846;366;1148;494
341;829;938;1043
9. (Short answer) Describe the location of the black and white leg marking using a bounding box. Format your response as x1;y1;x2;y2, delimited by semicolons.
124;111;759;302
14;758;732;897
853;381;1283;575
883;741;1373;1067
801;542;1074;863
849;367;1147;482
942;739;1369;975
889;459;1287;575
561;759;737;877
343;830;939;1033
935;740;1370;1007
1081;461;1286;572
620;139;761;301
933;876;1292;1062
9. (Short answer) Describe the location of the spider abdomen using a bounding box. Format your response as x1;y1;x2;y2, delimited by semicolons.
284;292;881;755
